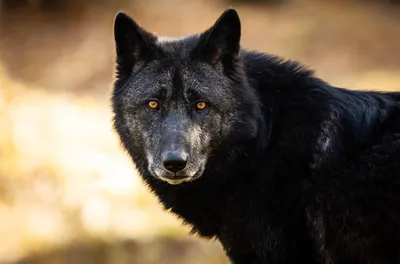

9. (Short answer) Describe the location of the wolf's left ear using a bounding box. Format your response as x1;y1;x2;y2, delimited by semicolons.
192;8;241;67
114;12;158;78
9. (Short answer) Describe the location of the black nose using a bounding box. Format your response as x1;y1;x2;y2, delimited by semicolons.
162;152;187;173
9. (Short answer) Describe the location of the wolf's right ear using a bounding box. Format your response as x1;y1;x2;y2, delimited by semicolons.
114;12;158;78
191;9;241;69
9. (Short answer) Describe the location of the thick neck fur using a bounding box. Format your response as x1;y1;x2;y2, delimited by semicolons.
243;51;396;168
140;49;397;240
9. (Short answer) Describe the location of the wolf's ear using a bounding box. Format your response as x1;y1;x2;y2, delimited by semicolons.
192;8;241;67
114;12;158;78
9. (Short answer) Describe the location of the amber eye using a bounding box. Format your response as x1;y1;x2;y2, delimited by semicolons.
195;101;207;111
147;100;159;110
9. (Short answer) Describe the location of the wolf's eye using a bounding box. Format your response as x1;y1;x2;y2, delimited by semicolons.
195;101;207;111
147;100;159;110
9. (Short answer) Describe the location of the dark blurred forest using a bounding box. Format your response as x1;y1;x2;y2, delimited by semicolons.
0;0;399;263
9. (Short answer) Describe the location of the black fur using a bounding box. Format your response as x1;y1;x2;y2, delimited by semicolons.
112;9;400;264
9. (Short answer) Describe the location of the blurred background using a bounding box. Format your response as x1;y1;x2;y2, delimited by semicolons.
0;0;399;263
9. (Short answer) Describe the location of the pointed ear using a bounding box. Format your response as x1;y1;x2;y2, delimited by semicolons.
192;8;241;67
114;12;158;78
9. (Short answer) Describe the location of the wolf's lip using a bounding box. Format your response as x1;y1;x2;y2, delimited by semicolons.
162;175;189;180
161;176;189;185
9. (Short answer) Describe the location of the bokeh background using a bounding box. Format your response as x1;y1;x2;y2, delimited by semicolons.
0;0;399;263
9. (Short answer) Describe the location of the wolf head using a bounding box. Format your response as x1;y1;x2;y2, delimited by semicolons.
112;9;264;185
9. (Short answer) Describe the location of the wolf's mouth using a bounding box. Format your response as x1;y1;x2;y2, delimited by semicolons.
160;175;190;185
163;175;188;180
160;175;189;185
150;162;206;185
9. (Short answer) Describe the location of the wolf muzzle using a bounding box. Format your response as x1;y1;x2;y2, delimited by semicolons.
161;130;189;174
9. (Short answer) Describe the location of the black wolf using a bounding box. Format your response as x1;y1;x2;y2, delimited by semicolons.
112;8;400;264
